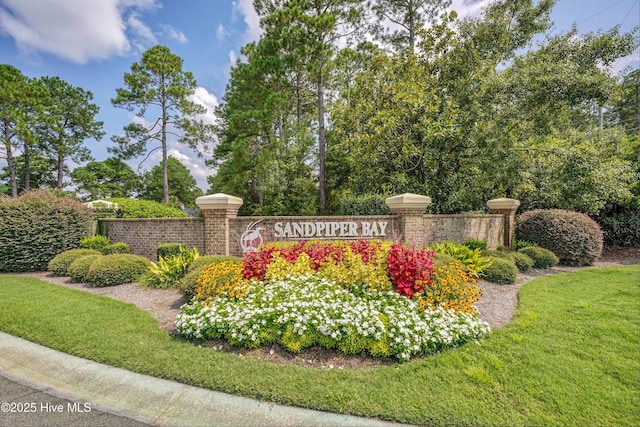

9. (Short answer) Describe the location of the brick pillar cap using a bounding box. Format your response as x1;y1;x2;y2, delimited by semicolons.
487;198;520;211
385;193;432;210
196;193;243;210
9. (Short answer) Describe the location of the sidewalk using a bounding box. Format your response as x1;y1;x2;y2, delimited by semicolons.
0;332;408;427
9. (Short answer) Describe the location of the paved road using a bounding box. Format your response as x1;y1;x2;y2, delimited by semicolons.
0;374;149;427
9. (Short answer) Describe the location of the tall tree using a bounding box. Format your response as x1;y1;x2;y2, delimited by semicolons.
140;156;203;209
258;0;366;213
36;76;103;189
111;45;214;204
70;157;141;200
0;65;39;196
210;20;318;215
0;65;27;197
371;0;452;52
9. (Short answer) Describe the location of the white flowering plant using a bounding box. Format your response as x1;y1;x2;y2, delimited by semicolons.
176;275;490;361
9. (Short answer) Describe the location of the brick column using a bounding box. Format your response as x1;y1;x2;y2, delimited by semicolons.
195;193;243;256
487;198;520;248
385;193;431;246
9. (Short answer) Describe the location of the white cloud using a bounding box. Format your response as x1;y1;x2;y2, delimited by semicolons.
0;0;158;63
189;86;219;126
216;24;229;41
147;146;210;190
128;12;157;45
449;0;492;19
234;0;262;43
162;24;188;43
228;50;238;65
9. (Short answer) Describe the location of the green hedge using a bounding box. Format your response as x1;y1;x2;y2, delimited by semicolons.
105;198;187;218
0;191;94;272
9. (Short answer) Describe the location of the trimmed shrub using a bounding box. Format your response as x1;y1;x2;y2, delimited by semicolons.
481;257;518;284
47;249;102;277
0;190;94;272
80;235;110;251
510;252;534;272
67;254;103;283
463;239;488;251
179;256;242;300
102;242;131;254
337;194;392;215
156;243;185;260
516;209;603;266
105;198;187;218
518;246;559;269
86;254;152;287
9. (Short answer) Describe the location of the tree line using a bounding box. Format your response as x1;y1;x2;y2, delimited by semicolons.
2;0;639;218
211;0;639;216
1;45;210;208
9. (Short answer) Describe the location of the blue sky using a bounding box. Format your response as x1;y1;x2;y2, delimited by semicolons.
1;0;638;192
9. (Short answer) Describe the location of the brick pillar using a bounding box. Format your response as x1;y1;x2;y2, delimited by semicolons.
385;193;431;246
195;193;243;256
487;198;520;248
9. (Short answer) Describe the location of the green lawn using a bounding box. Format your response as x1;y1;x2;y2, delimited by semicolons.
1;266;638;426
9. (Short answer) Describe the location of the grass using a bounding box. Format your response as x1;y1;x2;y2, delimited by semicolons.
1;266;638;426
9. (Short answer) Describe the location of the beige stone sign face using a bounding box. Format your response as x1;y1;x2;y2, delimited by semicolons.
273;220;388;240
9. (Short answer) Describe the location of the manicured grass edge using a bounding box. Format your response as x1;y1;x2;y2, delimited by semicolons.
0;266;638;427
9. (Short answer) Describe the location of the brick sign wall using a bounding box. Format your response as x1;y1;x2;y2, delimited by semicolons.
98;193;519;259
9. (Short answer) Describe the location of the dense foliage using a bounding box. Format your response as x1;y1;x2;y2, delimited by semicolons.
595;203;640;248
211;0;638;216
0;191;94;272
337;194;392;215
516;209;604;266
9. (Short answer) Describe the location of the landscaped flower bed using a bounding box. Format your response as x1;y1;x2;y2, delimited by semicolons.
176;240;490;361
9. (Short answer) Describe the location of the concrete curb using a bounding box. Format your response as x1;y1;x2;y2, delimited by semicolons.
0;332;408;427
